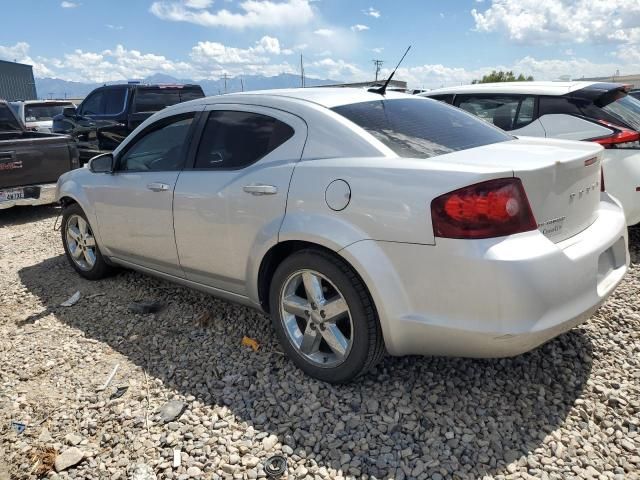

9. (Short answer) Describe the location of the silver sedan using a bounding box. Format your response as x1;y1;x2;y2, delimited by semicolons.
56;88;628;383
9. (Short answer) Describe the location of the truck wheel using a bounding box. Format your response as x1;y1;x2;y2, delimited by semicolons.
61;203;113;280
269;249;385;383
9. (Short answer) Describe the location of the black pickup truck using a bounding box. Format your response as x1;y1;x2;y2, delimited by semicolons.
53;83;205;164
0;100;79;210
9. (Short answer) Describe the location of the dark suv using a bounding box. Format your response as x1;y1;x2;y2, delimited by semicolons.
53;83;205;164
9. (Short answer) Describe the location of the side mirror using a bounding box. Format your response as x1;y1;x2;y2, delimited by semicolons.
63;106;77;117
89;153;114;173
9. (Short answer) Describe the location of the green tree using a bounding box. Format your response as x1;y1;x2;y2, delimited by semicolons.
472;70;534;84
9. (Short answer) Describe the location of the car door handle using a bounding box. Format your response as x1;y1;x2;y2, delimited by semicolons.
147;182;170;192
243;184;278;195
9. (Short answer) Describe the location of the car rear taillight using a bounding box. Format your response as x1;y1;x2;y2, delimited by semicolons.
590;120;640;149
431;178;537;239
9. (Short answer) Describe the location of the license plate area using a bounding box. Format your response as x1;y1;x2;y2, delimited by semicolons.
0;188;24;202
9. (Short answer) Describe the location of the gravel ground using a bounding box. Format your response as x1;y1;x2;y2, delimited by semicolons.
0;205;639;480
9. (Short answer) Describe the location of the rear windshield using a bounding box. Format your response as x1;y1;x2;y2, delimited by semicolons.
25;103;73;122
133;87;205;113
601;93;640;131
332;98;511;158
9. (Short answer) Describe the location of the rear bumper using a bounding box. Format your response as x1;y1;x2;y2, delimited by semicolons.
0;183;57;210
341;193;629;357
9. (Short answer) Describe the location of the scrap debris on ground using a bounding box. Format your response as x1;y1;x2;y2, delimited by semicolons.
0;205;639;480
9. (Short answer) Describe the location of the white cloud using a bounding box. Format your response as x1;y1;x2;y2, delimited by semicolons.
184;0;213;8
105;24;124;30
308;57;365;80
351;24;369;32
60;1;80;7
314;28;334;37
363;7;380;18
150;0;314;29
472;0;640;45
372;47;383;53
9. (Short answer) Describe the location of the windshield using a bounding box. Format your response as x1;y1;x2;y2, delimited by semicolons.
25;103;72;122
602;94;640;131
332;98;512;159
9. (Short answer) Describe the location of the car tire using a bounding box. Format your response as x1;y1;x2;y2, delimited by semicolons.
269;248;385;383
61;203;114;280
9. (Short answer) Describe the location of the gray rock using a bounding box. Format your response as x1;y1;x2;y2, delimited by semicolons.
158;400;187;423
130;464;157;480
54;447;84;472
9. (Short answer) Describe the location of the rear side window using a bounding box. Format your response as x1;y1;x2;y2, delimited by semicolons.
133;87;204;113
601;94;640;131
332;98;511;159
457;95;536;131
539;95;638;130
194;111;294;169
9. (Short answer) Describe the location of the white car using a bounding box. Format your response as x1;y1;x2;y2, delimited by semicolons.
420;82;640;226
9;100;75;133
56;89;628;382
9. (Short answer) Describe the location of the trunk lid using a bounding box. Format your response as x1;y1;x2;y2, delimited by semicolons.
439;136;604;243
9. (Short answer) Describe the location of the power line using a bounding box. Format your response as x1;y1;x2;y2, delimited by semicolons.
372;59;384;82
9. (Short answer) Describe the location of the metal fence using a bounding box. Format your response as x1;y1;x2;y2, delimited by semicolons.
0;60;37;101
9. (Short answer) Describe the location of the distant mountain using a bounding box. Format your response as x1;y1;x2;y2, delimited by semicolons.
35;73;339;99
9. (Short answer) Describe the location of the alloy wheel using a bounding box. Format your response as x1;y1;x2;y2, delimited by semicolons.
279;269;353;368
65;214;97;271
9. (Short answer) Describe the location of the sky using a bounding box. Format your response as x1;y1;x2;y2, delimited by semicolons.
1;0;640;88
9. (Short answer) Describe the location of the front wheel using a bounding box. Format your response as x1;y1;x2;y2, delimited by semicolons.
269;249;385;383
61;203;113;280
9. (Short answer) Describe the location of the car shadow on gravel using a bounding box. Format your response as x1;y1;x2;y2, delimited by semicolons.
18;255;593;479
0;205;60;228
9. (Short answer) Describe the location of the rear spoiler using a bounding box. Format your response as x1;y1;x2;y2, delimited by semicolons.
568;82;632;107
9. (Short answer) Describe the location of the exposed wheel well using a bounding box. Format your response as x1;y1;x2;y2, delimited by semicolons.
258;240;374;315
58;196;78;208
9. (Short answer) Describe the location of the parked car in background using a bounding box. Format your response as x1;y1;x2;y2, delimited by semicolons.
629;89;640;100
53;82;205;164
0;100;79;209
56;89;628;382
420;82;640;226
10;100;75;133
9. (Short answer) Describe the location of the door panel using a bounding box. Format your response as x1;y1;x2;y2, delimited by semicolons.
92;171;183;275
173;106;307;295
91;112;197;276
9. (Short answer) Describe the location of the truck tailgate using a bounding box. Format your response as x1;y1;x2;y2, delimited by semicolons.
0;134;73;189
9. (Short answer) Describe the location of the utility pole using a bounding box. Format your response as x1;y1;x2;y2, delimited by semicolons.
372;59;384;82
300;54;305;88
223;73;228;94
240;77;244;92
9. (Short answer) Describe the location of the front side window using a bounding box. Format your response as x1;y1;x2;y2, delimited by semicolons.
119;114;194;171
332;98;511;159
103;89;127;115
457;95;536;131
80;92;104;116
194;111;295;169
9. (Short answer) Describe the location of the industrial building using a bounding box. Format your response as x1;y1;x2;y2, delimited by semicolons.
0;59;37;101
580;73;640;89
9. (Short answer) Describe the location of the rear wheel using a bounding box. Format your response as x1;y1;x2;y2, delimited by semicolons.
61;203;113;280
269;249;384;383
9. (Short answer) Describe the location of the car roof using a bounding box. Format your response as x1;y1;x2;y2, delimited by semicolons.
421;81;603;96
183;87;415;109
12;100;73;104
